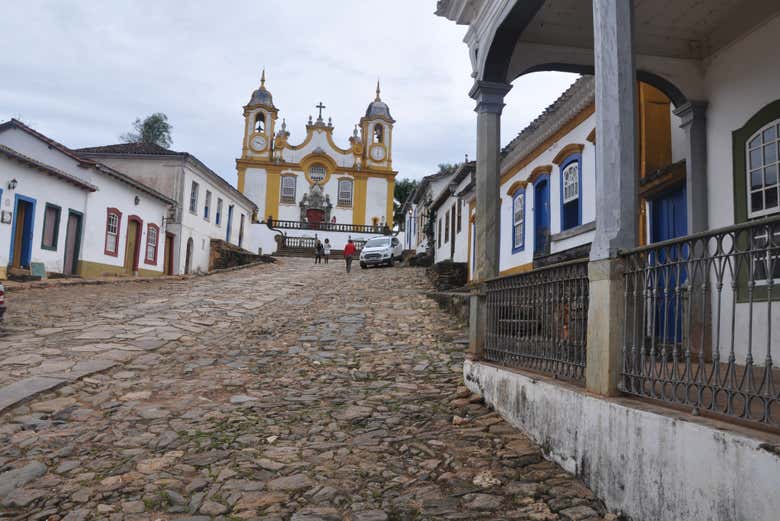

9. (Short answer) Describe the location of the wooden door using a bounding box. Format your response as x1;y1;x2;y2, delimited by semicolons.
450;204;456;259
11;198;35;269
184;238;193;274
534;180;550;256
63;212;82;275
163;233;174;275
124;220;140;274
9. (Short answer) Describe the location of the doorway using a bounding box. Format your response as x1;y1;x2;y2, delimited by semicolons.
63;210;83;275
534;179;550;257
163;233;175;275
124;216;142;275
10;195;36;269
226;205;234;242
450;204;457;259
184;237;194;274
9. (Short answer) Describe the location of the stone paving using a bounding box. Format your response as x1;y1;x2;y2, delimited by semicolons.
0;258;615;520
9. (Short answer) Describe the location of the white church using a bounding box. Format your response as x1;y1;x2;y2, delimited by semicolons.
236;72;398;253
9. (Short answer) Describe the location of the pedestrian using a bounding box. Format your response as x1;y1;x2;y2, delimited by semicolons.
343;239;356;273
314;240;323;264
323;238;331;264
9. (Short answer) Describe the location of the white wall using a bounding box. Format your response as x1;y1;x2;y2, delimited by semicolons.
499;112;596;273
365;177;389;226
0;156;89;274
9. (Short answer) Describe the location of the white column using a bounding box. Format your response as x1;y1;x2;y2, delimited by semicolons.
586;0;638;396
467;80;511;359
674;100;709;234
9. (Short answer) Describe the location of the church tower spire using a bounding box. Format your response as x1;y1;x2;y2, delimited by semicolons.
241;68;278;161
375;79;381;102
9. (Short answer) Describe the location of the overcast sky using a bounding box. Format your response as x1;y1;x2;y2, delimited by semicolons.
1;1;577;185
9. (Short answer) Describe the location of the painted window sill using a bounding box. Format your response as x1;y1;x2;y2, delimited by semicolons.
551;221;596;242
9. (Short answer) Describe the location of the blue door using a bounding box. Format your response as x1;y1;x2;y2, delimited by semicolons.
534;179;550;256
226;205;234;242
10;195;36;269
650;185;688;343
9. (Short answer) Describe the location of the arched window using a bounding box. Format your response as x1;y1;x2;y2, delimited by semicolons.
338;179;353;207
560;155;582;231
512;190;525;252
308;164;326;183
281;175;297;203
255;113;265;132
747;119;780;218
373;124;384;144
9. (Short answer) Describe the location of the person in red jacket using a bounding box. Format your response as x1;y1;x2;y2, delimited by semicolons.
343;239;356;273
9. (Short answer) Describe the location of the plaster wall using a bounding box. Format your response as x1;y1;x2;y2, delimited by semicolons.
280;129;355;167
464;360;780;521
498;112;596;273
244;167;267;219
91;157;179;199
365;177;389;225
0;157;89;275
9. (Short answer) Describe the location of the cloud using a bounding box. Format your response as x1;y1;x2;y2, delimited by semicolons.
1;0;576;184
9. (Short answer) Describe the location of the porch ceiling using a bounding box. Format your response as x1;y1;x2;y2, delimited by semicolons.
521;0;779;60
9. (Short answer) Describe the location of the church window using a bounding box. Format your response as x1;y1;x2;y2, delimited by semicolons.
145;223;159;265
513;191;525;252
309;164;327;183
255;113;265;133
747;119;780;218
189;181;199;214
560;155;582;231
281;175;297;203
204;190;212;221
373;124;384;144
338;179;353;207
104;208;122;256
41;203;61;250
216;198;223;226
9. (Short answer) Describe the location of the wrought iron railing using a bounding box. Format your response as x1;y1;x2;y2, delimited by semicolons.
484;259;589;381
621;216;780;428
271;219;388;235
279;236;365;251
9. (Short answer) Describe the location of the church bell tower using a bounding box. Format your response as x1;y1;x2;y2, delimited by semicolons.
241;70;278;161
361;81;395;170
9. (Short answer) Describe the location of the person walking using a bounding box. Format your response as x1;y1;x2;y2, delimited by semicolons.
343;239;356;273
314;240;323;264
323;238;331;264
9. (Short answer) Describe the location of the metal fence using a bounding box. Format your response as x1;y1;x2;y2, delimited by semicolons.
621;216;780;428
484;259;589;381
280;236;365;251
272;219;388;235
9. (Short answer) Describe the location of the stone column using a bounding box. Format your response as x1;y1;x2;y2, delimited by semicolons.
586;0;638;396
673;101;709;234
467;80;512;360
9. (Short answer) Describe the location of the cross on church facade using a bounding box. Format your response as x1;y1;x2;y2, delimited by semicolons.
316;102;326;120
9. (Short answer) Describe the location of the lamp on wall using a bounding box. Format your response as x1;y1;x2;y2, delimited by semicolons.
7;178;17;190
134;195;140;205
448;181;458;195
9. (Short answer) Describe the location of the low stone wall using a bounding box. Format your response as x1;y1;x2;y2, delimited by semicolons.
427;290;470;324
463;359;780;521
426;260;467;290
209;239;275;271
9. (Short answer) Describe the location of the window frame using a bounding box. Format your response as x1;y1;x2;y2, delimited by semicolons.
104;207;122;257
41;203;62;251
189;181;199;214
216;198;223;226
308;164;327;184
559;154;583;231
145;223;160;265
204;190;212;221
337;178;354;207
745;119;780;219
512;189;526;253
280;175;297;204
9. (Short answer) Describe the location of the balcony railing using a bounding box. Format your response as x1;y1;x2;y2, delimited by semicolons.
270;219;389;235
279;236;365;251
620;216;780;428
484;259;589;382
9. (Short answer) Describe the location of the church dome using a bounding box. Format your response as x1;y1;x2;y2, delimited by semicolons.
248;70;275;108
364;81;394;121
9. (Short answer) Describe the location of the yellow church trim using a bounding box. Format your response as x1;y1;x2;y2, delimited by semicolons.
265;170;281;220
237;166;247;193
236;158;397;180
299;152;338;186
352;174;368;225
386;178;395;228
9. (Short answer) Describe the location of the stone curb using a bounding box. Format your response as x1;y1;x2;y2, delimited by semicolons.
4;259;275;294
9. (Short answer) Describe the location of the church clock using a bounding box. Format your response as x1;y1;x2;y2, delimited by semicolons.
369;144;386;161
249;133;268;152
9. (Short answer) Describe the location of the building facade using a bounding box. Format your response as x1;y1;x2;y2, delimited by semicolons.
78;144;257;275
235;73;398;254
0;120;174;280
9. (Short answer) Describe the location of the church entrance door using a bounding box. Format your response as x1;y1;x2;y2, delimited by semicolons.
306;208;324;229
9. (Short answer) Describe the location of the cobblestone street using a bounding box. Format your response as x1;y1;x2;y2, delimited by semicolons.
0;259;611;521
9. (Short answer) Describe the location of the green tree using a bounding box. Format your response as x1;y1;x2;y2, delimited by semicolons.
394;178;418;205
437;162;459;176
121;113;173;148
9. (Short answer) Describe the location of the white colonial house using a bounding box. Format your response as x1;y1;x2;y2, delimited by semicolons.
431;161;474;265
438;1;780;520
235;73;398;254
405;168;461;254
78;143;257;275
0;119;175;280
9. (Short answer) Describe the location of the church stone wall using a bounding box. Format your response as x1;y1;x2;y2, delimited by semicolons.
365;177;389;226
